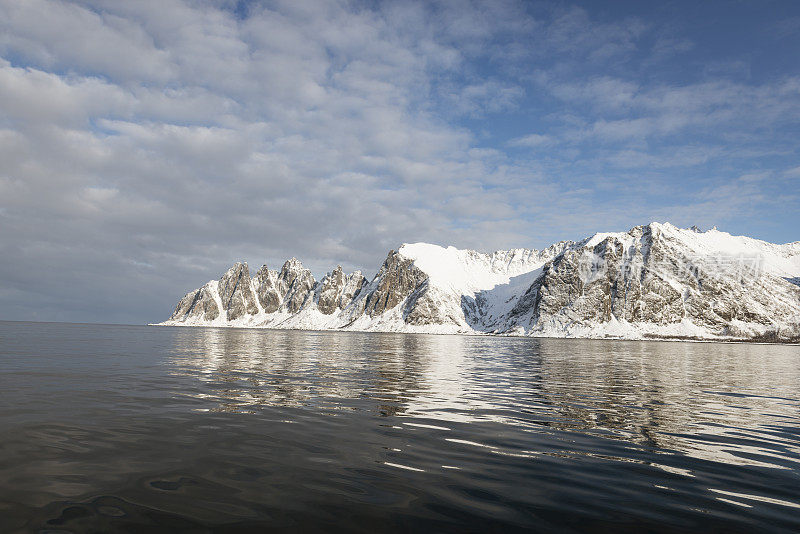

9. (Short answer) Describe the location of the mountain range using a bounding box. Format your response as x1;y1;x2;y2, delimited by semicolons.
156;223;800;342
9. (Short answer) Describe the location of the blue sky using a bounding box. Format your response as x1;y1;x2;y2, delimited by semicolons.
0;0;798;323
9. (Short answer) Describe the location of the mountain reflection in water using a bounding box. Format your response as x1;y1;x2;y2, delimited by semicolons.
1;322;799;532
168;328;800;468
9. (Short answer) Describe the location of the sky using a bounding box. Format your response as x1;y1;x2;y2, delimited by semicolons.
1;0;799;324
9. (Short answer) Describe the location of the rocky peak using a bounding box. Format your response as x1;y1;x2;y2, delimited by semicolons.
363;250;428;317
538;240;577;261
168;282;220;323
255;264;278;283
277;258;315;313
254;264;282;313
315;266;367;315
218;262;259;320
279;258;305;285
330;265;346;284
346;270;366;287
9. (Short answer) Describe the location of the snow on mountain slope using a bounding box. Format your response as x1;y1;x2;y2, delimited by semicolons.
496;223;800;340
155;223;800;342
398;244;545;294
380;243;573;331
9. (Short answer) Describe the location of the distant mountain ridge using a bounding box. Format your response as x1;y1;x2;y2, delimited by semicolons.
155;223;800;342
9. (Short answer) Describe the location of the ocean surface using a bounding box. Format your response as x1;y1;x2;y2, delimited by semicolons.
0;321;799;533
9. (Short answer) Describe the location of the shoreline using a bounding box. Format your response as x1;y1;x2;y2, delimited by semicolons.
147;322;800;346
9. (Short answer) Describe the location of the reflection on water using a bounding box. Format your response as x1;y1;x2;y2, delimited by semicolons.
169;328;800;470
1;322;799;532
169;328;433;414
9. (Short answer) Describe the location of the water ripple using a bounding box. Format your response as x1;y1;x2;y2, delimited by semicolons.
0;322;799;532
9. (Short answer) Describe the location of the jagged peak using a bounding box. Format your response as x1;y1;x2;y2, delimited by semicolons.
225;261;248;271
320;265;365;283
319;265;344;281
220;262;251;281
572;223;800;268
581;231;619;248
646;221;727;236
582;222;717;247
281;257;306;272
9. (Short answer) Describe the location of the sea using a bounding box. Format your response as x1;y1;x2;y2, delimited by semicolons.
0;320;798;532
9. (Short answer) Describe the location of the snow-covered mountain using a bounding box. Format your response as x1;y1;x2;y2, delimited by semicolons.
156;223;800;342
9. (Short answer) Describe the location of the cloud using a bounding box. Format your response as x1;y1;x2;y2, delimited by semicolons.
0;0;174;82
508;134;553;148
774;16;800;39
0;0;798;323
442;80;525;117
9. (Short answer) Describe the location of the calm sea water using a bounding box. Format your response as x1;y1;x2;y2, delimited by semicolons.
0;321;799;532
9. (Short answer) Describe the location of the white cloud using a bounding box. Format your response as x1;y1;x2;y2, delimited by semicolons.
508;134;553;148
0;0;174;82
443;80;525;117
0;0;797;323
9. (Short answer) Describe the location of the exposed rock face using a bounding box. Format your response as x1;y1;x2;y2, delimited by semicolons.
362;251;428;317
517;229;684;327
251;259;318;314
218;262;259;321
254;265;282;313
404;285;464;326
315;266;367;315
465;241;576;330
278;258;315;313
157;222;800;341
168;283;220;322
504;223;800;339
